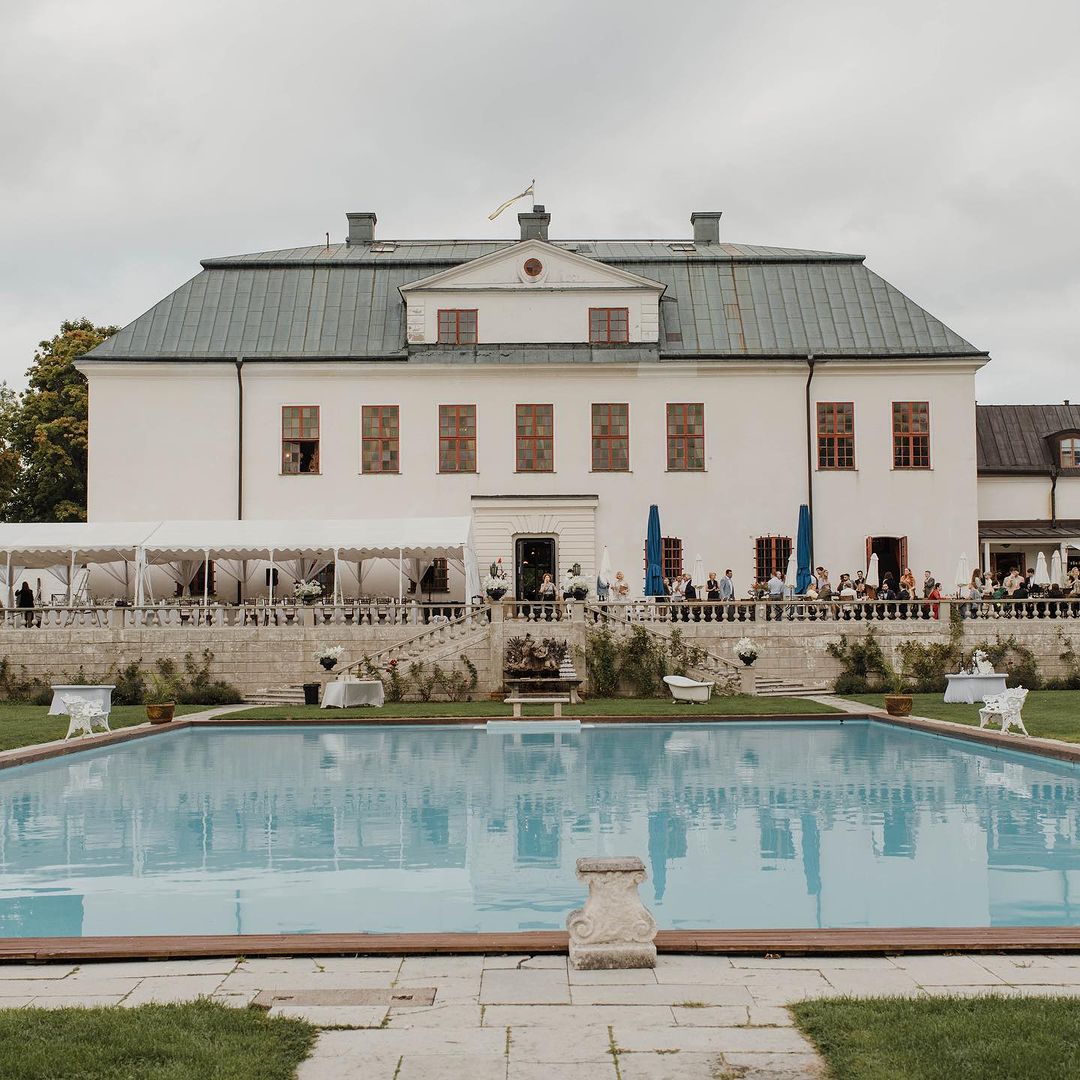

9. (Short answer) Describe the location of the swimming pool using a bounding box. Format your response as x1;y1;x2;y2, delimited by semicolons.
2;721;1079;938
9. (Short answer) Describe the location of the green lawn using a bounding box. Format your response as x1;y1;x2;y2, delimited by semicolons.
228;695;840;721
0;704;204;753
793;995;1080;1080
0;1000;315;1080
842;690;1080;744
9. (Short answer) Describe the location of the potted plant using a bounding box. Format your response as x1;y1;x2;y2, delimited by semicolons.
569;574;591;601
145;672;178;724
315;645;344;672
483;559;509;601
294;580;323;605
884;661;912;716
734;638;758;667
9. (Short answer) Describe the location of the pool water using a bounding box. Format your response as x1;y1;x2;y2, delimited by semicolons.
2;721;1079;938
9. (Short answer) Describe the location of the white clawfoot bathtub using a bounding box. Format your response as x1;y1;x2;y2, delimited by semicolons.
663;675;714;703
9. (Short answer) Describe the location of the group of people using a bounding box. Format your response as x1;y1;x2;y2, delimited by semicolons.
764;566;943;602
963;566;1080;602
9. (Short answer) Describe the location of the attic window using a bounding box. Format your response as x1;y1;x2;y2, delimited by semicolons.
370;242;397;253
1062;437;1080;468
668;242;696;252
523;258;543;277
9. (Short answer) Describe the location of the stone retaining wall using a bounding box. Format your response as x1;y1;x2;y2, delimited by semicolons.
1;615;1077;697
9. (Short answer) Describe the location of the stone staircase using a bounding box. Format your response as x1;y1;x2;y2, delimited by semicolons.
755;676;832;698
245;686;306;706
250;607;492;704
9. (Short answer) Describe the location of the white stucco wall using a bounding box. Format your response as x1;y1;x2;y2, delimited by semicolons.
81;357;983;599
978;475;1080;521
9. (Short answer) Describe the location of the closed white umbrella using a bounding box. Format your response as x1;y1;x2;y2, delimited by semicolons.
866;553;879;589
691;553;706;590
1051;548;1064;587
954;553;970;595
784;549;797;597
1034;551;1051;587
598;546;613;589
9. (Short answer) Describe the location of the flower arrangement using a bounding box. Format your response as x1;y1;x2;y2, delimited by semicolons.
969;649;995;675
734;638;758;665
483;558;509;599
294;580;323;602
314;645;344;670
567;575;591;598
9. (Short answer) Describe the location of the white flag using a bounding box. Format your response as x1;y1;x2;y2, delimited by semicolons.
488;180;535;221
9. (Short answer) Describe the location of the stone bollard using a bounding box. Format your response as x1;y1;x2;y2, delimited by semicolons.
566;856;658;970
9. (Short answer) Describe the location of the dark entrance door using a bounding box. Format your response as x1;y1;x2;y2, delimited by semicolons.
515;537;556;600
866;536;908;589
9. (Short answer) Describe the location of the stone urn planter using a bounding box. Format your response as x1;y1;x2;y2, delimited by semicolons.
319;657;338;672
884;694;912;717
486;588;507;601
739;656;756;667
145;702;175;724
572;588;588;601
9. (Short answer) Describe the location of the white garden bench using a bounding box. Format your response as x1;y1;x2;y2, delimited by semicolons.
978;686;1029;736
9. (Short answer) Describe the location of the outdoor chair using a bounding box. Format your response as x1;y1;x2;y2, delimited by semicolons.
61;696;111;739
978;687;1030;736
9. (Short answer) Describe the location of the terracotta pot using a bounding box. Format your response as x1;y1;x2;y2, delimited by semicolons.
884;694;912;717
146;702;176;724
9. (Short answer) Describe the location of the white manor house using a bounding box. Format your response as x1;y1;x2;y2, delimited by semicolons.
67;206;1079;604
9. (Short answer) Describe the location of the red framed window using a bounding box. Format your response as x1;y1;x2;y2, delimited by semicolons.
817;402;855;469
282;405;320;474
591;403;629;471
666;403;705;471
662;537;683;581
755;536;792;582
1061;437;1080;469
589;307;629;343
361;405;399;474
515;404;553;472
437;309;477;344
438;405;476;473
892;401;930;469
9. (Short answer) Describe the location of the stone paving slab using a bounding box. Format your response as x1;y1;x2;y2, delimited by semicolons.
509;1063;619;1080
396;1055;507;1080
616;1051;725;1080
480;967;571;1004
571;982;754;1006
0;964;76;980
119;974;226;1005
613;1025;814;1055
387;1003;484;1028
507;1024;614;1062
268;1003;389;1026
481;1004;677;1028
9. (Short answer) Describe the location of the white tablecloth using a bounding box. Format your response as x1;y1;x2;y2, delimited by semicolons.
321;679;385;708
49;685;116;715
944;673;1008;704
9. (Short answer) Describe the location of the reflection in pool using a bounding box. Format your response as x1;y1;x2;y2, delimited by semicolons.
2;721;1079;937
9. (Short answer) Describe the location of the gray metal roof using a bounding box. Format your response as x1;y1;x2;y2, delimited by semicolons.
85;238;984;363
977;404;1080;473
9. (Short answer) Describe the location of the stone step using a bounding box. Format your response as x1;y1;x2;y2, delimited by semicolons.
246;687;305;705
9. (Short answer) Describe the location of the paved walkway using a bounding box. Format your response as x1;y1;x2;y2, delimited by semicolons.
4;953;1080;1078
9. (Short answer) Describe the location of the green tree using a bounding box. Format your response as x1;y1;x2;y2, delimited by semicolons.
1;318;116;522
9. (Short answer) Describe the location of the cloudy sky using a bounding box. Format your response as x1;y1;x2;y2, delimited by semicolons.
2;0;1077;401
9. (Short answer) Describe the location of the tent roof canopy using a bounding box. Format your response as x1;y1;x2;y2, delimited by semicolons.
0;518;476;566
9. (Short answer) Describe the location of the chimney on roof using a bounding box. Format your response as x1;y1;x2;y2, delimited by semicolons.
518;205;550;241
690;211;722;245
345;212;377;245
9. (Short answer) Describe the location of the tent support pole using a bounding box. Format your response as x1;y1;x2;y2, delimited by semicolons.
333;548;340;605
269;549;275;606
68;549;76;605
203;549;210;607
4;554;10;610
398;548;403;609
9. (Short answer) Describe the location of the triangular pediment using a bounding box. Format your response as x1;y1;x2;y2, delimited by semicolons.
399;239;665;295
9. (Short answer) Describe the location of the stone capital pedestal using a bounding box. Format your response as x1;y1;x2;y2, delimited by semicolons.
566;855;658;970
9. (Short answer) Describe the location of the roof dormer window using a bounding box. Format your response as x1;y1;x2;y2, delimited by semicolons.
1061;437;1080;469
438;309;477;344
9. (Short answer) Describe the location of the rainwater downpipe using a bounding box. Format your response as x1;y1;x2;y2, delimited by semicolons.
804;354;816;568
1050;464;1059;526
235;357;244;604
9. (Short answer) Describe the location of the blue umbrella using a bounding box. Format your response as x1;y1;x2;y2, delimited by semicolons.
645;504;665;596
796;504;813;595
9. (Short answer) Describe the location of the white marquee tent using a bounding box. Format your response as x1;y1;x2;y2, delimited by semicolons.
0;518;480;606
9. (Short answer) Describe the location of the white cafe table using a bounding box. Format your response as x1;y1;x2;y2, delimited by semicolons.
943;673;1008;704
321;679;385;709
49;684;116;715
